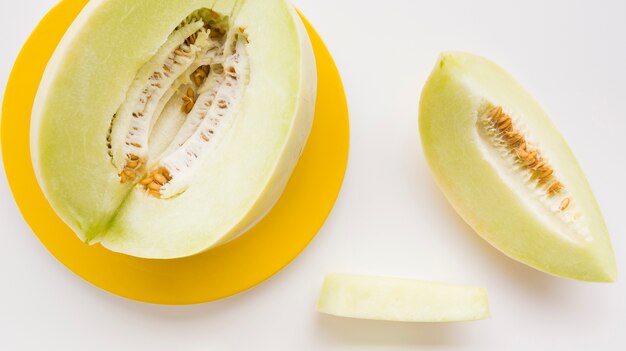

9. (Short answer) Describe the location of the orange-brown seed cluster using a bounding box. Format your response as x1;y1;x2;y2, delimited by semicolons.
185;32;198;46
209;27;225;41
119;154;143;184
181;87;197;114
139;168;173;198
192;65;210;87
487;107;566;201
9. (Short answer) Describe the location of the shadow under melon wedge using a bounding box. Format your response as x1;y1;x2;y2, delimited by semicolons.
419;52;616;282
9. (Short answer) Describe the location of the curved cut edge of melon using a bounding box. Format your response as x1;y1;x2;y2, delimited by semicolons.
209;3;318;248
317;273;490;322
30;0;125;242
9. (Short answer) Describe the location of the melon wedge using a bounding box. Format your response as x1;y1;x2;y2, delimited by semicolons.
419;52;616;281
31;0;316;259
317;273;490;322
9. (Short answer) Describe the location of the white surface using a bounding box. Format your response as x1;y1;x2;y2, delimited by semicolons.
1;0;625;349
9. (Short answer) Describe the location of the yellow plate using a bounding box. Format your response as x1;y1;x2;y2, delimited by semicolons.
1;0;349;305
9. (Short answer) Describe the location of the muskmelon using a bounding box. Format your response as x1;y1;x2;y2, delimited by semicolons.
31;0;316;259
419;52;616;281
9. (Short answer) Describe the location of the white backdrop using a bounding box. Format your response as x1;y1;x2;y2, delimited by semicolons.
1;0;625;350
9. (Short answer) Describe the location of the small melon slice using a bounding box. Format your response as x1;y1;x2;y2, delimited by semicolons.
317;273;490;322
419;52;616;282
31;0;316;258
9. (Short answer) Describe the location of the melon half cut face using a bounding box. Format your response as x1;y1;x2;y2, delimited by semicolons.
31;0;317;259
419;52;616;282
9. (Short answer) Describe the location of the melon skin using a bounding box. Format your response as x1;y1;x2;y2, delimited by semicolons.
31;0;317;259
317;273;490;322
419;52;616;282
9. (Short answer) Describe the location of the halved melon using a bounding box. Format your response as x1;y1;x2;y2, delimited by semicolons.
31;0;317;259
317;273;490;322
419;52;616;282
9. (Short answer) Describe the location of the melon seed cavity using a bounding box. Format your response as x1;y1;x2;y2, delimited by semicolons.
485;106;564;198
107;9;249;199
477;105;587;236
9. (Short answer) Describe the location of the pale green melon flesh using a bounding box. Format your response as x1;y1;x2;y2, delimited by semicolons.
317;273;490;322
31;0;317;259
419;52;616;282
